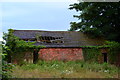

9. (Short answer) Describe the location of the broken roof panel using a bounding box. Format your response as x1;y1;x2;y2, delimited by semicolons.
13;30;105;48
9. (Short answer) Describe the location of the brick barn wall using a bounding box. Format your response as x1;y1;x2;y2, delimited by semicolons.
12;51;33;64
38;48;84;61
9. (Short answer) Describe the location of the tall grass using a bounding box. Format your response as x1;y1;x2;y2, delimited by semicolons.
12;60;118;78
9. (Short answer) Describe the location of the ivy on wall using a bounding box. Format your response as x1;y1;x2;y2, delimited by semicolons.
82;48;101;63
2;29;45;63
107;41;120;64
81;41;120;64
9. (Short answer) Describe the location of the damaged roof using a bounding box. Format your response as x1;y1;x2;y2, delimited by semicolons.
13;30;105;48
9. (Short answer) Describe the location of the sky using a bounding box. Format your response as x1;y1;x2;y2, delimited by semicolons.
0;0;79;41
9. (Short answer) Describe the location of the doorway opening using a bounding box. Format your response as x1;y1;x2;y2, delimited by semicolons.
33;49;38;63
102;53;107;63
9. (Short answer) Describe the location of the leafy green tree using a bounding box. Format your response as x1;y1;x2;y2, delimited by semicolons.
69;2;120;42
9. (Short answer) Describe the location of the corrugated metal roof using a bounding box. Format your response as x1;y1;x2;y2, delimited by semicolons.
13;30;105;47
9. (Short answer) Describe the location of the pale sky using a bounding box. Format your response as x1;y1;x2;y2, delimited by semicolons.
0;0;78;2
0;0;79;41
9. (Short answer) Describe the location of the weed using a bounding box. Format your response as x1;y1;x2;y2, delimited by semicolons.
11;60;118;78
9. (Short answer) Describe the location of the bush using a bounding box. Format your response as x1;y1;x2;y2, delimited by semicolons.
2;61;14;78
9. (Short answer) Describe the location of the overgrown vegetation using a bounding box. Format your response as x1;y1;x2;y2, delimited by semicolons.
12;60;118;78
2;61;14;78
83;48;101;62
1;1;120;78
2;29;120;78
2;29;119;78
81;41;120;65
1;42;13;78
69;2;120;67
3;29;44;62
107;41;120;64
2;29;44;78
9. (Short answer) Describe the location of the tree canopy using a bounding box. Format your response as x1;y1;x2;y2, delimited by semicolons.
69;2;120;42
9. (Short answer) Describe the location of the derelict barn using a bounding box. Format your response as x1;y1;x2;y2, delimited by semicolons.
12;30;108;64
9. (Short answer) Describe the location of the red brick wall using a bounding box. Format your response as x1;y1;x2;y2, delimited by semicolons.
38;48;84;61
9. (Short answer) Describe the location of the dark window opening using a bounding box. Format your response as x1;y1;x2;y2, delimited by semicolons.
33;50;38;64
102;53;107;63
7;53;12;63
60;41;63;43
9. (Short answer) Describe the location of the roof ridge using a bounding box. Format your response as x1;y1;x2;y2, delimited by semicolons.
13;29;81;32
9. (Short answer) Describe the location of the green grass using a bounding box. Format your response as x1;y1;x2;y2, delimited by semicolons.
11;60;118;78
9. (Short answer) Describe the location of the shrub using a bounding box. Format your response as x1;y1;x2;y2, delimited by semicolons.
2;61;14;78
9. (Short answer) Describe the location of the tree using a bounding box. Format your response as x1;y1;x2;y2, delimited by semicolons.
69;2;120;42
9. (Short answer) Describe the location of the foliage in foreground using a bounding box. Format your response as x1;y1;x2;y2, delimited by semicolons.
1;42;14;78
12;60;118;78
2;61;14;78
